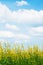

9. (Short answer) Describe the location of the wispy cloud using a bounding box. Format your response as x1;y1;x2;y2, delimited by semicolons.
0;31;14;38
15;1;29;6
0;30;29;40
5;23;20;31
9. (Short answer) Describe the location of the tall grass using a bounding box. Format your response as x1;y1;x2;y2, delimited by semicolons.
0;42;43;65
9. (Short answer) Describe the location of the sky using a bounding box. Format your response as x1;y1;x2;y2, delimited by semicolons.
0;0;43;48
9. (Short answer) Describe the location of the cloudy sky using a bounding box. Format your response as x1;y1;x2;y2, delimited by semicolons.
0;0;43;48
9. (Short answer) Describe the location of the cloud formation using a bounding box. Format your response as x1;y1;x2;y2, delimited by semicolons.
15;1;28;6
0;3;43;44
0;30;29;40
0;3;43;26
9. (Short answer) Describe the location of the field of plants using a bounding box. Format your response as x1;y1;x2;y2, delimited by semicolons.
0;42;43;65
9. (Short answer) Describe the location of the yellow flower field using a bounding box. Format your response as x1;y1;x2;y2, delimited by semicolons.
0;42;43;65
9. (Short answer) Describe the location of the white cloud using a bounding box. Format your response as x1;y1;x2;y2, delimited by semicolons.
14;9;43;24
0;3;12;23
28;26;43;36
31;27;43;33
0;3;43;38
0;3;43;26
15;1;28;6
5;23;20;31
0;3;43;25
0;30;29;40
0;31;14;38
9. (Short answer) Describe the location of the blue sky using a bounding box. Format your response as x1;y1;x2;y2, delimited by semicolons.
0;0;43;10
0;0;43;48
